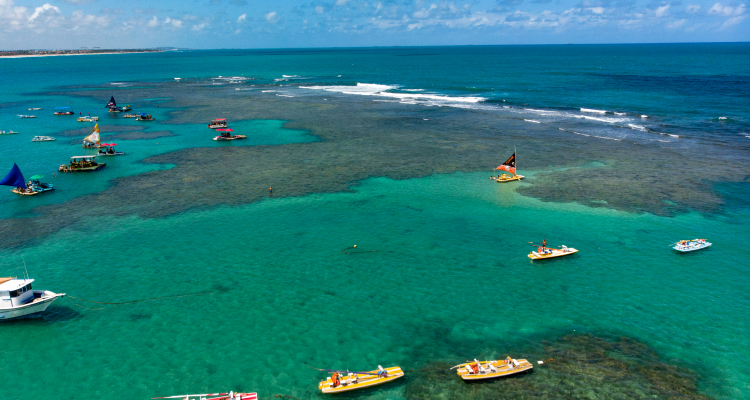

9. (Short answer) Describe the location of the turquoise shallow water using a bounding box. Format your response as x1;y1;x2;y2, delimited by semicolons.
2;172;748;399
1;45;749;399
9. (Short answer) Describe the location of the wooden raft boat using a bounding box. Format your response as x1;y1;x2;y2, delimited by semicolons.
528;247;578;260
496;174;524;182
455;358;533;381
318;366;404;394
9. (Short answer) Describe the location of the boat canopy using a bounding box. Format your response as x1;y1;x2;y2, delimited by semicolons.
71;156;96;159
140;112;148;116
0;278;12;285
29;174;44;180
100;143;117;146
0;163;26;188
216;128;234;132
213;118;226;121
55;107;72;111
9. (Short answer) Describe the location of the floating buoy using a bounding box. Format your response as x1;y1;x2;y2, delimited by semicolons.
537;361;544;364
353;245;357;248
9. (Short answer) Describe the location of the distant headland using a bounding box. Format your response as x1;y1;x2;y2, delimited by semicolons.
0;48;164;58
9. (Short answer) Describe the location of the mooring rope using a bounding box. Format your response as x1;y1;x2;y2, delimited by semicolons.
341;245;392;255
64;291;212;311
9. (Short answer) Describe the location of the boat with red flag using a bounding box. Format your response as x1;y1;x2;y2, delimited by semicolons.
106;96;132;112
213;128;246;141
494;147;524;182
152;392;257;400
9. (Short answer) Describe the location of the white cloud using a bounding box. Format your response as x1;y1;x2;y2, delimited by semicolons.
655;4;669;17
667;18;686;28
414;4;438;18
265;10;279;22
587;7;604;14
721;14;746;27
191;22;206;31
171;19;182;28
686;4;701;13
315;5;324;14
237;13;246;23
708;3;746;16
28;3;60;22
147;16;158;27
336;0;350;5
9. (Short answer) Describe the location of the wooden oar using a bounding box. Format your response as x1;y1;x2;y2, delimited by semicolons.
449;362;470;370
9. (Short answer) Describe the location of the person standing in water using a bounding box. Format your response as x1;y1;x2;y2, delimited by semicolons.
269;186;273;196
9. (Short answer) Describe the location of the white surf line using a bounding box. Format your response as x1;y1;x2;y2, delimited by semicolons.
524;119;541;123
580;108;607;114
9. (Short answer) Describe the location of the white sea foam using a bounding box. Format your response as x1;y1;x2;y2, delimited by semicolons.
719;117;728;120
614;112;627;116
668;134;679;138
524;119;541;123
402;89;425;92
282;75;298;78
559;127;622;141
641;115;648;118
276;94;294;97
301;83;485;105
110;82;123;85
262;90;276;93
628;124;648;132
581;108;607;114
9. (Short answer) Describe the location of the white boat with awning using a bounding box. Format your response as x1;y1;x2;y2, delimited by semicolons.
0;277;65;321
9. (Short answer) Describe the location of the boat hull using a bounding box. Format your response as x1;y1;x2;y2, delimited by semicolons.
528;248;578;260
0;291;65;321
97;152;125;156
673;241;712;252
496;175;524;182
213;135;246;141
319;366;404;394
12;187;54;196
59;163;106;172
457;359;533;381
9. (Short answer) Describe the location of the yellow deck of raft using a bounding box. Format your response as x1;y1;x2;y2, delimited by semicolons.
318;366;404;394
496;174;524;182
528;247;578;260
456;359;533;380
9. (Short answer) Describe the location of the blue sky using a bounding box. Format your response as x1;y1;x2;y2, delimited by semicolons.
0;0;747;49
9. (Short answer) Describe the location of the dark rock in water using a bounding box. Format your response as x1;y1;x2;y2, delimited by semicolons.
403;334;710;400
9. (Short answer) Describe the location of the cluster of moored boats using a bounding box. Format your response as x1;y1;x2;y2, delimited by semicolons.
152;357;535;398
209;118;245;141
492;149;713;258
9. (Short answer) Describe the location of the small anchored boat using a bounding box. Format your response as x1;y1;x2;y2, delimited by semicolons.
105;96;132;113
18;115;36;119
77;116;99;122
495;147;524;182
528;244;578;260
0;130;18;135
152;392;257;400
97;143;124;156
0;276;65;320
452;357;533;381
135;112;155;121
1;164;54;196
82;123;102;148
32;136;55;142
27;108;42;110
122;114;136;118
54;106;74;115
59;155;105;172
213;128;246;141
673;239;711;252
208;118;228;129
317;365;404;394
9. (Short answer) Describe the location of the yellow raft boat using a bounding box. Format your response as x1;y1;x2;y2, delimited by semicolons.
455;358;533;381
496;173;524;182
318;366;404;394
528;246;578;260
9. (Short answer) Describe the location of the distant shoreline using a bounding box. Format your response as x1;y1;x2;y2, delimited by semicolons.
0;50;162;59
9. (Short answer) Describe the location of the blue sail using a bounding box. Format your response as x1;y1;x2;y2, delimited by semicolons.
0;163;26;188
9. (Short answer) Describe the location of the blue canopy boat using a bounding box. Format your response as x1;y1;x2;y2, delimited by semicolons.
54;106;74;115
135;112;155;121
0;163;54;196
106;96;132;112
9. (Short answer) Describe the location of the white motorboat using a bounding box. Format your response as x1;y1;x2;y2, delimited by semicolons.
32;136;56;142
18;115;36;119
0;277;65;320
673;239;712;252
0;130;18;135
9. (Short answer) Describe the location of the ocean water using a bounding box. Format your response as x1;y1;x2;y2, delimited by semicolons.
0;44;749;399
